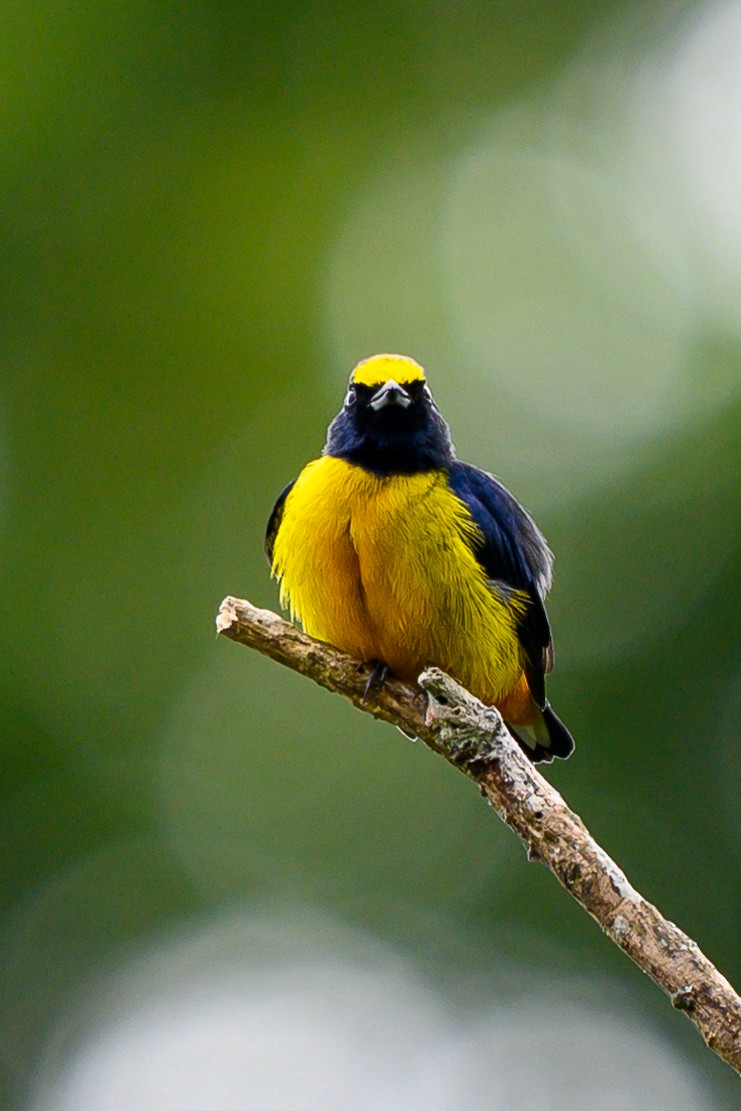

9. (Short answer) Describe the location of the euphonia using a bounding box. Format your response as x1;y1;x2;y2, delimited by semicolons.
266;354;574;763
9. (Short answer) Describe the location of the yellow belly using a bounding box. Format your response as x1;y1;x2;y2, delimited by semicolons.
270;456;526;705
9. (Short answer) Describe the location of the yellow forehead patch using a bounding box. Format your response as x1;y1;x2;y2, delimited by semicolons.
351;353;426;388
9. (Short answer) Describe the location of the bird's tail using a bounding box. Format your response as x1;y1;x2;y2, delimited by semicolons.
506;703;574;764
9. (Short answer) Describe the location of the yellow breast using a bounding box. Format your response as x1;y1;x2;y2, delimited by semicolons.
270;456;526;703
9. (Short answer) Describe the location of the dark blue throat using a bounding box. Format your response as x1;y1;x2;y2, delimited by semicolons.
324;408;454;476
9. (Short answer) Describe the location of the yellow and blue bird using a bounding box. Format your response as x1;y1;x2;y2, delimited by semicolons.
266;354;573;763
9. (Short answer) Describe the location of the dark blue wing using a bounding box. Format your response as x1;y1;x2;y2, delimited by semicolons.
265;480;295;566
448;460;554;706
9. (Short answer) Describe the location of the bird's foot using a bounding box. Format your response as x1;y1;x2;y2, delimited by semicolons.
359;659;389;705
396;726;418;742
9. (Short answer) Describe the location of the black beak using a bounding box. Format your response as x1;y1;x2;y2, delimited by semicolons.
369;379;411;412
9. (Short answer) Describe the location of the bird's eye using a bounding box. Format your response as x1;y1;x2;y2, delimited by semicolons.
345;386;357;407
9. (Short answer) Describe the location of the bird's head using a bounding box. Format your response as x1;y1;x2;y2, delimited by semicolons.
324;354;454;475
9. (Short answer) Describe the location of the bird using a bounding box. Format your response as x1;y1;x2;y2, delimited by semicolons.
265;353;574;763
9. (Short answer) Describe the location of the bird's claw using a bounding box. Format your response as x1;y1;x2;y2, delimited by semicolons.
361;659;389;705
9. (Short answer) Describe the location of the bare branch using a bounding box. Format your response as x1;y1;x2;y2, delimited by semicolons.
217;595;741;1076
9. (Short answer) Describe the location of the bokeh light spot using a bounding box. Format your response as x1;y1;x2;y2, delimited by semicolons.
28;910;716;1111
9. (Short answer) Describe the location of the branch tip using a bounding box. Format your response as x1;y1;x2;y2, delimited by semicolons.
214;594;741;1076
215;595;239;635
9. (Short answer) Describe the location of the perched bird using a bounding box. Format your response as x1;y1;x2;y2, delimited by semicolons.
266;354;573;763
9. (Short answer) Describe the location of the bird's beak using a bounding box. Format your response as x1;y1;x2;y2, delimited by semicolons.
369;379;411;411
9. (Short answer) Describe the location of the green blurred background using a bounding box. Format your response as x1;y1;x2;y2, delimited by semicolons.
1;1;739;1107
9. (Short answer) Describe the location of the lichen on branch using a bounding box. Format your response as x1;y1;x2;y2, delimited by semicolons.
216;595;741;1077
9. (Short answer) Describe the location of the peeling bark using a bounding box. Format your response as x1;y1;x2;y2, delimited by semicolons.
217;595;741;1076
